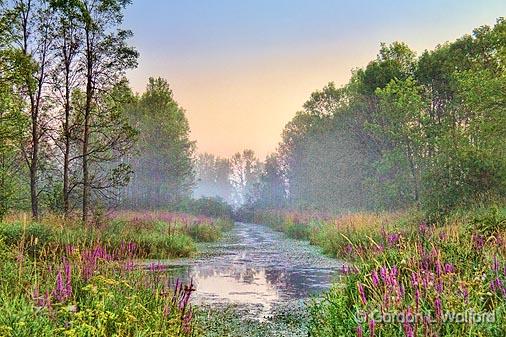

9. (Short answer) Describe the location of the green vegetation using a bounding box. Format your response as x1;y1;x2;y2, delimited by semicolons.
244;19;506;222
0;211;233;260
256;207;506;336
194;304;310;337
0;0;197;223
0;236;197;337
0;211;236;336
1;0;505;335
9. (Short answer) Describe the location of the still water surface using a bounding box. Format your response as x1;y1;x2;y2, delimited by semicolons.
148;223;344;318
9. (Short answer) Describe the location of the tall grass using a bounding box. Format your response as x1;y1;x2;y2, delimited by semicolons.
0;234;196;336
0;210;234;336
0;211;234;260
256;207;506;336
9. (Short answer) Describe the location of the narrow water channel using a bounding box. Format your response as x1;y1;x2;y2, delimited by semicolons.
150;222;344;319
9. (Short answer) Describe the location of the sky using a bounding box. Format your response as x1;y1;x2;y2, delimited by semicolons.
124;0;505;159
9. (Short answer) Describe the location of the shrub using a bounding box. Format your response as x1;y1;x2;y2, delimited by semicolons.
177;197;233;219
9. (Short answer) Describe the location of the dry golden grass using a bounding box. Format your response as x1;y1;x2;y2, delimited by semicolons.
330;211;406;233
3;211;87;229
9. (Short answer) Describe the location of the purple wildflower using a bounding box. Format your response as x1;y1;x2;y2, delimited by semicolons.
371;270;379;287
368;319;375;337
358;282;367;305
434;297;442;319
356;325;363;337
473;234;485;250
492;255;499;272
444;263;454;274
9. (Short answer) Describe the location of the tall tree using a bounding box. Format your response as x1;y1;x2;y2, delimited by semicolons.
194;153;233;203
230;149;260;206
0;2;28;219
124;77;195;209
13;0;55;219
254;154;286;209
49;0;83;216
78;0;137;223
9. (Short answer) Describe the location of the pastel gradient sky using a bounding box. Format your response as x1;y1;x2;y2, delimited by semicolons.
124;0;505;159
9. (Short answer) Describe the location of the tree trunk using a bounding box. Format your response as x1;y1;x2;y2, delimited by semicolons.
82;28;92;225
63;66;71;217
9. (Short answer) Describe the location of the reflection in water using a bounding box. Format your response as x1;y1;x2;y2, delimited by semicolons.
192;268;279;315
149;223;344;318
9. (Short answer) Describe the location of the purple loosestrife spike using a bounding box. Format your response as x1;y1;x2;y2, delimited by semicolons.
491;277;504;295
371;270;379;287
392;266;398;278
435;260;442;277
422;275;428;289
380;267;387;283
357;325;363;337
459;286;469;302
64;258;72;298
368;319;375;337
55;270;65;302
411;272;418;286
415;288;420;308
444;263;454;274
387;233;400;246
182;308;193;334
473;234;485;249
490;280;496;292
358;283;367;305
435;297;442;319
493;255;499;272
435;281;443;294
403;308;414;337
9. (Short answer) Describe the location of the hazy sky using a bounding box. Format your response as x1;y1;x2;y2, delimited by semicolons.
124;0;505;159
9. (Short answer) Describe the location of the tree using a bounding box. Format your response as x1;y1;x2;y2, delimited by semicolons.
48;0;83;216
254;154;286;209
194;153;233;204
78;0;138;223
0;3;28;219
124;77;195;209
371;77;427;208
73;79;138;212
12;0;55;219
274;19;505;218
230;149;260;207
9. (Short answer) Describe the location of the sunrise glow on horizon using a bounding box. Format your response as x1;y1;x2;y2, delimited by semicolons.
124;0;506;159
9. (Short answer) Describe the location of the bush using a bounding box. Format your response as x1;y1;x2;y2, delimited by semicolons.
467;206;506;237
177;197;233;219
136;232;196;258
0;222;56;256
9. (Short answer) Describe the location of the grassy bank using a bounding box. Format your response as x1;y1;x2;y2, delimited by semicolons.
255;207;506;336
1;211;234;259
0;211;234;336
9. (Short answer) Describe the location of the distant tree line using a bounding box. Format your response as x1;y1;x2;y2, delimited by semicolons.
0;0;195;223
